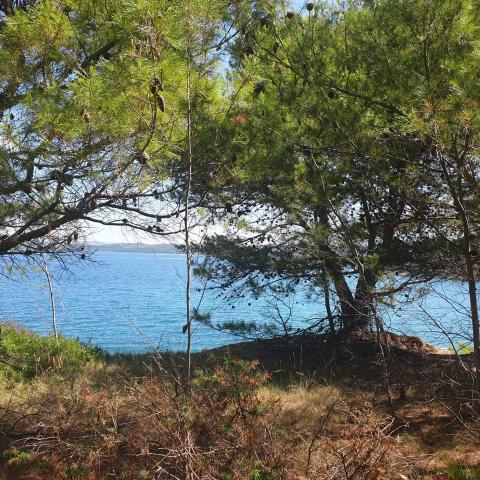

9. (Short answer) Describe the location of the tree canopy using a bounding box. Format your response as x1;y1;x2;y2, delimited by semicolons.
1;0;480;363
0;0;230;265
193;0;480;340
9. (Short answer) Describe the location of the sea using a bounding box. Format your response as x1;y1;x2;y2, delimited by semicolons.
0;251;474;353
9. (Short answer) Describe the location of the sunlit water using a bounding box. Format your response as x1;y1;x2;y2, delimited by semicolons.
0;251;474;352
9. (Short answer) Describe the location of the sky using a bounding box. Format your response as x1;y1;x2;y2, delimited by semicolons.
87;224;131;243
86;222;165;244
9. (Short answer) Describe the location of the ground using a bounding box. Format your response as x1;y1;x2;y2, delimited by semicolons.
199;332;480;478
0;329;478;479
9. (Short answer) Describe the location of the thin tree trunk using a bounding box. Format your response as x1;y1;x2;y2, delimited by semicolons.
41;253;57;340
465;250;480;385
320;270;335;333
184;48;194;388
440;154;480;387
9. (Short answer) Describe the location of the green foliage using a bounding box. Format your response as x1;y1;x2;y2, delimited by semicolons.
446;463;480;480
2;447;31;466
0;323;101;381
451;342;474;355
218;320;260;334
192;357;269;398
0;0;230;262
193;0;480;336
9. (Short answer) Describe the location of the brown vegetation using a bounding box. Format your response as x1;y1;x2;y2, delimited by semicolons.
0;332;478;480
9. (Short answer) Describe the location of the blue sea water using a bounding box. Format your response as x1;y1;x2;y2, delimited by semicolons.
0;251;474;352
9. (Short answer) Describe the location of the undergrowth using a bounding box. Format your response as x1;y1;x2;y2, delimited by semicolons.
0;322;101;381
446;464;480;480
0;326;477;479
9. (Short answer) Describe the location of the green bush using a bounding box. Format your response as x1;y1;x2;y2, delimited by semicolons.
446;463;480;480
2;447;31;466
0;323;101;381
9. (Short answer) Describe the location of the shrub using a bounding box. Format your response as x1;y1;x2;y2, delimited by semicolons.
2;447;31;466
446;463;480;480
0;322;100;380
0;358;291;479
0;357;409;479
125;358;289;479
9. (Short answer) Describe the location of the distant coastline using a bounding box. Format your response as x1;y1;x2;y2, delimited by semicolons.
86;242;180;254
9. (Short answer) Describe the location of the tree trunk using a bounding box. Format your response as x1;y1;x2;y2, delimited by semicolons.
323;256;357;331
41;253;58;340
465;249;480;386
353;269;378;332
320;270;335;333
316;208;358;331
184;49;194;389
440;153;480;387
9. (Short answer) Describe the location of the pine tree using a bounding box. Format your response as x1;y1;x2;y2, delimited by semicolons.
0;0;227;271
193;0;480;337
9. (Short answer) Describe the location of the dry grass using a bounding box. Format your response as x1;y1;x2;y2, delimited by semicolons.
0;332;478;479
261;384;341;430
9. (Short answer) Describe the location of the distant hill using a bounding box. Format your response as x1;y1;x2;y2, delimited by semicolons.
87;242;181;254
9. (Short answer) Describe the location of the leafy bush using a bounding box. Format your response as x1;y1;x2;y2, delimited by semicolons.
0;322;101;380
2;447;31;466
446;463;480;480
447;342;474;355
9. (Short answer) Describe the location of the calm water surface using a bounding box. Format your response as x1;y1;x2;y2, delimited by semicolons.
0;251;474;352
